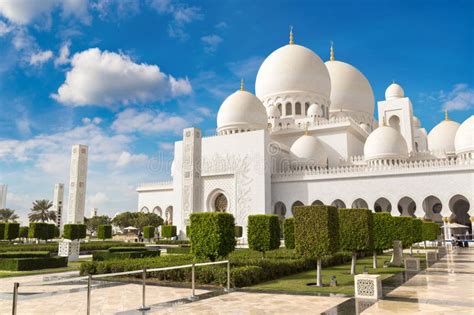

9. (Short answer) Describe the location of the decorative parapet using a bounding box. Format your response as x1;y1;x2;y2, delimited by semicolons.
136;181;173;191
272;155;474;181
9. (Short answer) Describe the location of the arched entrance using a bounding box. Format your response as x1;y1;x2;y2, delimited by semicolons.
214;193;228;212
311;200;324;206
291;201;304;214
352;198;369;209
374;198;392;213
165;206;173;225
152;206;162;217
449;195;470;226
331;199;346;208
398;197;416;217
274;202;287;220
140;206;149;213
422;196;442;222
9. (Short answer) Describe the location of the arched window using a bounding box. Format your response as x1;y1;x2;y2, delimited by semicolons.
305;103;310;115
140;206;149;213
214;193;228;212
285;102;292;115
165;206;173;225
152;206;162;217
295;102;301;115
389;115;401;132
277;103;282;115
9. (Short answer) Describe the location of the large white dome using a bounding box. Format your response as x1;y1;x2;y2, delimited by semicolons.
255;44;331;99
325;60;374;116
290;134;328;166
216;90;268;134
455;115;474;155
385;83;405;100
428;119;460;154
364;125;409;161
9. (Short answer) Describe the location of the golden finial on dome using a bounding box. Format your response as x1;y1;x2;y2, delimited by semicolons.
444;109;449;121
289;25;294;45
330;41;335;61
304;122;309;135
240;79;245;91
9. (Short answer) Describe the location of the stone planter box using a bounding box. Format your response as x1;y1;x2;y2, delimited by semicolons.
354;274;382;300
58;240;80;262
404;257;420;271
426;251;438;267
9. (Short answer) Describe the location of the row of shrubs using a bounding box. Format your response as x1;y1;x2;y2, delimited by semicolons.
80;248;354;287
0;255;68;271
92;247;160;261
0;241;145;253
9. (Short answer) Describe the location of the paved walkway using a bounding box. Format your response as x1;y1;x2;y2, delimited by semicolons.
0;247;473;314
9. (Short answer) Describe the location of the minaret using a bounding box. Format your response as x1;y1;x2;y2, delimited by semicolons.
181;128;201;230
52;183;64;228
0;184;7;209
67;144;88;224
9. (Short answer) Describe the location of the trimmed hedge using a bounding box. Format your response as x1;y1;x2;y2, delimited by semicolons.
4;223;20;240
19;226;29;238
0;223;4;239
108;246;147;252
155;240;189;245
373;213;395;251
338;208;373;252
166;246;191;254
190;212;235;261
143;226;155;240
247;215;280;257
293;205;339;258
392;217;420;248
28;223;49;240
186;226;191;237
0;242;145;253
93;250;160;261
235;226;243;238
422;221;439;241
47;224;59;240
0;256;67;271
283;218;295;249
98;225;113;240
63;224;87;240
411;219;423;245
0;251;51;258
161;225;177;238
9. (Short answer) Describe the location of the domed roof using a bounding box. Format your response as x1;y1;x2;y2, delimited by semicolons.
364;125;409;160
255;44;331;99
267;105;280;118
325;60;374;115
359;123;371;133
217;89;267;133
385;83;405;100
290;134;328;166
428;118;460;154
413;116;421;128
307;103;321;117
455;115;474;155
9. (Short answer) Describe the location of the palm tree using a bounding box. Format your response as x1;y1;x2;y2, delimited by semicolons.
0;208;19;222
28;200;56;223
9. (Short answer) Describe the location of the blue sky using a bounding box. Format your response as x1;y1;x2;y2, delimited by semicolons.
0;0;472;224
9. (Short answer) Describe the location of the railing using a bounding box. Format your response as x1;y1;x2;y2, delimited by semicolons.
11;260;231;314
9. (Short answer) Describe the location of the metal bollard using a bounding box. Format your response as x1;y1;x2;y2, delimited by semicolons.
87;275;92;315
12;282;19;315
138;268;150;311
189;263;198;301
226;261;231;292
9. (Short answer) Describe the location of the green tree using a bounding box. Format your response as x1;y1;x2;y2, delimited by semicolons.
373;213;396;268
28;200;56;223
0;208;19;222
112;211;136;229
247;215;280;258
85;215;112;234
294;205;339;287
112;211;163;230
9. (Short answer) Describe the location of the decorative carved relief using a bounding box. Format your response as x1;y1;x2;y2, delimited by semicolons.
357;279;375;297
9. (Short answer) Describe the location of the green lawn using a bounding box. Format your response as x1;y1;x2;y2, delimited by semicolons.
246;254;425;295
0;259;89;278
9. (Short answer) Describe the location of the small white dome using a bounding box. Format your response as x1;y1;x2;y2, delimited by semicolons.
217;90;267;134
307;103;321;117
325;60;374;116
364;125;409;161
455;115;474;155
255;44;331;100
267;105;281;118
290;134;328;166
413;116;421;128
428;119;460;154
385;83;405;100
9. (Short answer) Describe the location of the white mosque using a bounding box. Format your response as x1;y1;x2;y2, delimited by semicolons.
137;30;473;238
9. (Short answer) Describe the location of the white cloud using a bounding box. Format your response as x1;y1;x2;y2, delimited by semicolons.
159;142;174;152
442;84;474;112
227;56;264;79
0;21;13;36
52;48;192;107
0;0;90;26
215;21;227;29
92;0;140;20
82;116;102;125
111;108;190;134
116;151;148;167
55;41;71;66
148;0;202;40
201;34;222;53
29;50;53;66
89;191;108;206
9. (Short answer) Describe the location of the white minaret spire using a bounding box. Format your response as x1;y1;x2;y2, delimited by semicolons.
67;144;88;224
53;183;64;228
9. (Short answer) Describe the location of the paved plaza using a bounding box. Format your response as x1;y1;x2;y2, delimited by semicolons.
0;247;473;314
